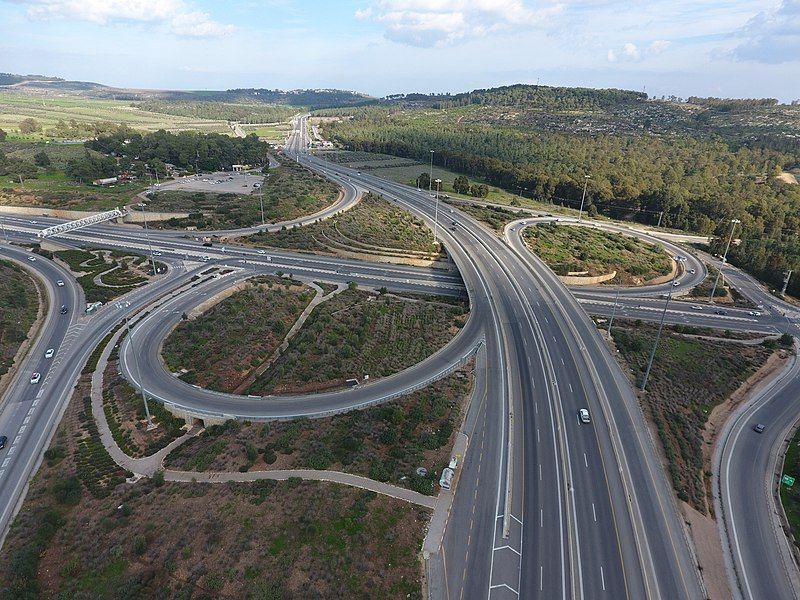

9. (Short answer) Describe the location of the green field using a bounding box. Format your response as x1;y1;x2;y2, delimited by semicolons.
524;222;672;284
242;124;291;140
0;91;231;140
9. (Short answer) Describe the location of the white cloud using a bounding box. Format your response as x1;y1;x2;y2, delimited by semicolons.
732;0;800;64
648;39;670;54
622;42;639;60
8;0;234;37
356;0;565;47
606;48;616;62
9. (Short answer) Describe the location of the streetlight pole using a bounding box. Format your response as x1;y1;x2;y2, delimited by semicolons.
709;218;741;303
0;215;8;243
125;316;154;430
434;179;442;240
138;203;158;277
642;256;686;391
578;174;591;222
259;188;265;226
429;150;434;196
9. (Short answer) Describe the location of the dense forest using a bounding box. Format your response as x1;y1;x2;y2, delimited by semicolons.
320;85;800;295
86;128;268;172
135;101;298;124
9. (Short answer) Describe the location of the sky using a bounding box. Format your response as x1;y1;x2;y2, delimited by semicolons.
1;0;798;101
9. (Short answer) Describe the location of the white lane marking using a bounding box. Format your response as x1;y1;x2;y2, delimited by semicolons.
540;566;544;590
32;399;39;407
539;464;542;481
1;458;9;468
592;503;597;523
537;428;540;443
568;383;573;393
583;453;588;468
23;417;30;425
601;566;606;591
540;509;543;528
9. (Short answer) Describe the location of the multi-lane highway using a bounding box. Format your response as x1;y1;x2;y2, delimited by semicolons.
0;114;798;599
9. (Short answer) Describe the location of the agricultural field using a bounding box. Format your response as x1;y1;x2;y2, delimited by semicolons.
242;124;292;142
0;91;231;141
163;276;314;393
166;366;472;494
524;222;673;284
247;192;439;256
51;248;158;304
0;376;427;599
0;259;39;379
610;319;781;513
248;288;469;395
148;160;339;230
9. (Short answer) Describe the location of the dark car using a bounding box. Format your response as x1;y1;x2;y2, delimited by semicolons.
753;423;766;434
60;305;68;314
714;309;727;315
0;435;6;449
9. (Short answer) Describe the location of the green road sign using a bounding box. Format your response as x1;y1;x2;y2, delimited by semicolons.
782;475;796;487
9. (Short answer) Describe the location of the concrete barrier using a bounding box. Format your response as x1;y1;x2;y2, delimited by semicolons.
559;271;617;285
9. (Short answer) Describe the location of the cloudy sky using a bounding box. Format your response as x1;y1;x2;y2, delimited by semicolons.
1;0;798;100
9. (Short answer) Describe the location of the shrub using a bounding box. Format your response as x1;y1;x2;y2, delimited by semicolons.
52;476;82;505
152;471;165;487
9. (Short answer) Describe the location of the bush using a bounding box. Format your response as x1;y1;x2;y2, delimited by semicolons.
52;476;82;505
152;470;165;487
133;534;147;555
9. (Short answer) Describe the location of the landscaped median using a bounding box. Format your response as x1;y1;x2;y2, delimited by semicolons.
0;258;40;383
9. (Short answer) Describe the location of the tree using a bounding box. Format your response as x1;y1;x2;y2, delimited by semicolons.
416;172;431;190
470;184;489;198
18;118;41;135
33;151;51;167
453;175;471;195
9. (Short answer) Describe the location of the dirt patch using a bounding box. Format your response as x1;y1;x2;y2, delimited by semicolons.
681;501;732;600
777;171;798;185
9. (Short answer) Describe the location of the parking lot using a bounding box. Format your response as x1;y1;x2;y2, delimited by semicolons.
156;171;264;195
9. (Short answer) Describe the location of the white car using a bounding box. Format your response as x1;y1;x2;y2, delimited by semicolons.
256;250;267;255
579;409;591;424
673;281;680;287
200;255;210;262
45;348;55;359
56;280;64;287
27;256;36;262
691;305;703;310
152;251;162;256
30;372;41;384
748;311;761;316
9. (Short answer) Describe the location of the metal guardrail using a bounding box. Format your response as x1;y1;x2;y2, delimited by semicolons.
37;207;127;238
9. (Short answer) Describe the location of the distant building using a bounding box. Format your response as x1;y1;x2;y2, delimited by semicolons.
232;164;250;172
92;177;118;186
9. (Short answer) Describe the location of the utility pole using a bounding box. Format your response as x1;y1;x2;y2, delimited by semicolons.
429;150;435;196
125;316;154;430
578;174;591;221
709;218;741;303
781;270;794;297
138;203;158;277
607;287;621;336
434;179;442;240
642;256;686;391
259;187;265;226
657;211;664;228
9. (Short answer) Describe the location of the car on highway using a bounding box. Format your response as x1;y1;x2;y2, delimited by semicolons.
152;251;162;256
44;348;55;359
0;435;7;450
579;408;591;424
689;269;696;274
30;372;41;384
748;311;761;316
673;281;680;286
714;309;727;315
27;255;36;262
691;305;703;310
256;250;267;254
753;423;766;434
56;280;64;287
60;305;68;314
200;255;210;262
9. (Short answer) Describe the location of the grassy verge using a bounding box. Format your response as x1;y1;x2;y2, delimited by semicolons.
163;276;314;392
166;366;473;493
148;161;339;230
248;288;469;395
609;319;776;512
54;248;157;304
0;376;426;599
524;222;672;283
0;259;39;378
246;192;439;256
781;426;800;546
448;201;521;232
103;350;187;457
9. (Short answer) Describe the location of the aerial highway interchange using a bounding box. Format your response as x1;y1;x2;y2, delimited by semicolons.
0;116;799;600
